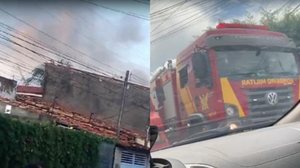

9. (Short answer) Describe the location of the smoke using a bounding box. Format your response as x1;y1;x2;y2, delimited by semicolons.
116;15;145;44
0;0;149;85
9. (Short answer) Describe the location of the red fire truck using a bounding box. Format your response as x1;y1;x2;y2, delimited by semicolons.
150;23;300;144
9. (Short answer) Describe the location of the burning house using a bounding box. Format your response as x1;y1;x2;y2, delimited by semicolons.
0;62;151;167
1;62;150;150
0;62;152;167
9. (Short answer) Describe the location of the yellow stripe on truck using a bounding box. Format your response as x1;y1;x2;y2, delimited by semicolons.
220;78;245;117
180;87;196;115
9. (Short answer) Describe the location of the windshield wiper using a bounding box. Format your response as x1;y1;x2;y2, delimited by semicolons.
268;72;298;76
170;120;274;148
227;72;259;77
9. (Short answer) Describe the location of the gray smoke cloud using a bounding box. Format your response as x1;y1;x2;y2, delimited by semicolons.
0;0;149;86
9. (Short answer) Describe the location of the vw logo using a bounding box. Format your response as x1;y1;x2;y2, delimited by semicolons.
266;92;278;105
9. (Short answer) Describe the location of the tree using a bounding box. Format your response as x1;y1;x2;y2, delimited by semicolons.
230;8;300;46
232;12;257;24
260;9;300;46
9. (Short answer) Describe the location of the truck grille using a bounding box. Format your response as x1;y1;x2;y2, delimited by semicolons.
245;86;294;122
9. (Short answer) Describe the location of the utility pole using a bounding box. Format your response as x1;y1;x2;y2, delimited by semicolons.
117;70;130;140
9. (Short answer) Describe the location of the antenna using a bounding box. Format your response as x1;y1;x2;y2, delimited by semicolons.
17;66;26;82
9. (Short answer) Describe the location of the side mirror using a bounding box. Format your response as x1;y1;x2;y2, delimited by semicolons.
192;52;213;89
151;158;186;168
149;125;159;150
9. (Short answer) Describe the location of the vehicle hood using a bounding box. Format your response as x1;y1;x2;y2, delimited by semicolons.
151;122;300;167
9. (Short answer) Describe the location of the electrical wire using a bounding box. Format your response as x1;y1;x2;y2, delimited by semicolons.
0;40;45;64
151;0;210;20
151;0;187;16
0;10;148;86
132;0;150;5
151;0;231;43
152;0;213;36
0;28;114;76
289;2;300;15
0;22;148;86
81;0;149;20
0;11;128;78
151;0;188;33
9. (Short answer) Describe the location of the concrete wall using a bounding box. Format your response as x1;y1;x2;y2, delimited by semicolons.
0;76;16;99
43;64;149;134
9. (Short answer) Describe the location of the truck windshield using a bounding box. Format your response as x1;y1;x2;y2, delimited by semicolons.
216;47;298;77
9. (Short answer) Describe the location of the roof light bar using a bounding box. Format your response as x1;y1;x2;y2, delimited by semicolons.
216;23;269;30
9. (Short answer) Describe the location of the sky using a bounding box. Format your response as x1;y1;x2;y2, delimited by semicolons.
150;0;300;74
0;0;150;86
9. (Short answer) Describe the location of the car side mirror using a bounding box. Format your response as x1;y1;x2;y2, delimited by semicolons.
151;158;186;168
149;125;159;150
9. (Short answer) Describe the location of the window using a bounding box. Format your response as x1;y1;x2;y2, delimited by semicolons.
216;49;298;77
179;66;188;88
192;52;211;87
155;86;165;105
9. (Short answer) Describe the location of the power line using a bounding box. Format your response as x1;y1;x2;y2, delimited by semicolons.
152;1;218;37
0;7;91;60
289;2;300;15
0;45;38;68
132;0;149;5
81;0;149;20
151;0;230;43
0;22;78;60
152;0;212;36
0;33;148;86
0;24;122;78
0;19;146;83
152;0;211;21
0;34;114;77
278;0;293;12
0;10;124;77
0;40;44;64
0;54;32;73
151;0;187;16
0;22;77;61
0;34;50;60
150;0;165;11
151;0;188;33
0;10;148;86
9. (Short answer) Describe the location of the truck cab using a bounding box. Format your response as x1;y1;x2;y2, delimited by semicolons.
176;23;300;133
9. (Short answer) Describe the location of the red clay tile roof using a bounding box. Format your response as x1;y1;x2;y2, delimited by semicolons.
16;86;44;94
0;95;148;149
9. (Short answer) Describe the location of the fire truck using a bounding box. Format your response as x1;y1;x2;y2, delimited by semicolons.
150;59;180;129
150;23;300;143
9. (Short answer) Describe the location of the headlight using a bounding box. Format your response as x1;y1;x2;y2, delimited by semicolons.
229;123;238;130
185;163;216;168
224;104;237;117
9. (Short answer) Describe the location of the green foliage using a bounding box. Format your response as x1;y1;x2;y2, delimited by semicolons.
231;12;257;24
229;8;300;46
260;9;300;46
0;114;114;168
